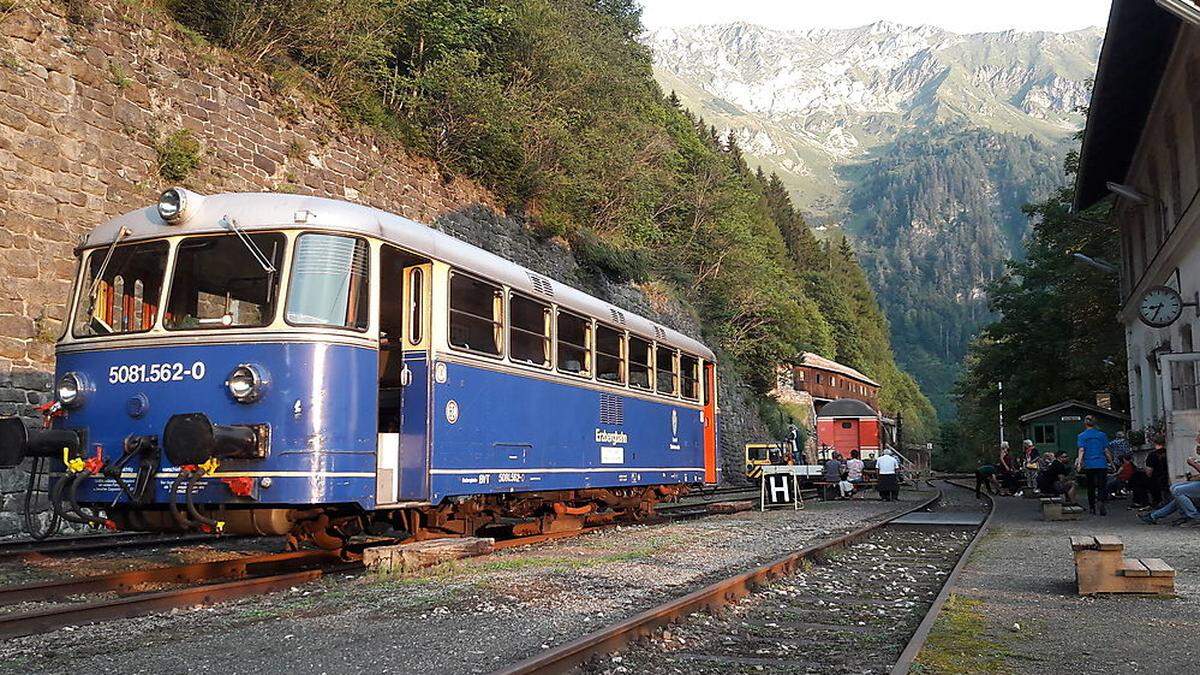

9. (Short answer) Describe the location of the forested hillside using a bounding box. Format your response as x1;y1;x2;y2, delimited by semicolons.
846;125;1070;416
165;0;937;440
950;152;1126;466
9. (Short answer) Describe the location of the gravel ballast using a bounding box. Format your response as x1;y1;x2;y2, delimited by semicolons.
0;492;931;675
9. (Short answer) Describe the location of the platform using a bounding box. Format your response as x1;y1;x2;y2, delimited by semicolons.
889;511;986;526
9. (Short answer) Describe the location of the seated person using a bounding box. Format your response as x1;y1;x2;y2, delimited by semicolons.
846;450;865;484
823;452;844;500
1141;446;1200;525
1037;451;1076;504
837;475;855;499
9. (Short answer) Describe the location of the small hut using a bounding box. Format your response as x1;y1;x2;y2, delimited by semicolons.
1018;400;1129;456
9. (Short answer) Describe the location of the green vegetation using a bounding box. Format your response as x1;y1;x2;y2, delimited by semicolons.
161;0;936;439
911;595;1013;674
847;125;1070;419
108;62;132;89
948;150;1124;468
154;128;202;181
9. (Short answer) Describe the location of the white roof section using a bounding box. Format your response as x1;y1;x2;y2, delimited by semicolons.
799;352;879;387
80;191;714;361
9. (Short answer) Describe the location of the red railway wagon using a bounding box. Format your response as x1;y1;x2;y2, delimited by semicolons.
816;398;892;460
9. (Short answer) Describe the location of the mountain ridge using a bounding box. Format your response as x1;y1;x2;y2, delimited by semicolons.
647;21;1101;416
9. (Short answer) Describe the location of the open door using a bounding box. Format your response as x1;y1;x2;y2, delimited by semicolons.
1158;351;1200;483
703;362;718;484
377;246;432;506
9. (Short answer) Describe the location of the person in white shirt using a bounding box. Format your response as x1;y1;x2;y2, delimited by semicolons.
876;447;900;502
846;450;865;483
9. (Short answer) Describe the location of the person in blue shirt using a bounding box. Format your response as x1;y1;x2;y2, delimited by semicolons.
1075;416;1112;515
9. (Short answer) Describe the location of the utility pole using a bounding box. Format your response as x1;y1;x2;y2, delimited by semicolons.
998;381;1005;445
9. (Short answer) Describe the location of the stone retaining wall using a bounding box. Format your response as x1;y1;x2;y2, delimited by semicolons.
0;1;765;534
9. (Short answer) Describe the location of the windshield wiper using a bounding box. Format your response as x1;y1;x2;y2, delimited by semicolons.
221;216;277;273
83;226;130;334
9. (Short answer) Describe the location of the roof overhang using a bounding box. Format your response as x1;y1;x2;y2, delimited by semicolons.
1074;0;1182;211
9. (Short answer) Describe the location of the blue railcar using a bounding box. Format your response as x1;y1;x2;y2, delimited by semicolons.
0;189;719;546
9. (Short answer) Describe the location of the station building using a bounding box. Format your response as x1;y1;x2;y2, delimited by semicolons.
1076;0;1200;478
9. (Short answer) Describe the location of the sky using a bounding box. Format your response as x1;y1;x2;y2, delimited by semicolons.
639;0;1113;33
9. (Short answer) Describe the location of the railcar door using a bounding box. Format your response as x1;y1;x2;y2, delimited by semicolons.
376;244;432;505
703;362;718;483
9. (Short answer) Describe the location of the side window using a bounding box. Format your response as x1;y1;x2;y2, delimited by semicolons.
680;353;699;401
284;234;368;330
556;310;592;377
629;336;652;390
448;271;503;356
596;324;625;384
656;345;678;395
409;267;423;345
510;293;551;367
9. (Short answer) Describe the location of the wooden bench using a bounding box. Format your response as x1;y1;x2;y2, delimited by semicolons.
1070;535;1175;595
1041;496;1083;521
812;480;878;500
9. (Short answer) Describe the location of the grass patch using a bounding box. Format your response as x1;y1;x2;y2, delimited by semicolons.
109;62;132;89
911;595;1014;674
154;128;202;181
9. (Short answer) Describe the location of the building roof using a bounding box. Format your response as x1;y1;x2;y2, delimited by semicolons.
1017;399;1131;424
78;191;714;361
817;398;878;419
799;353;880;388
1074;0;1182;210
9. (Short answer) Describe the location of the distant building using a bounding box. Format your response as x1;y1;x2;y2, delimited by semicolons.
1076;1;1199;478
1018;400;1129;457
783;353;880;413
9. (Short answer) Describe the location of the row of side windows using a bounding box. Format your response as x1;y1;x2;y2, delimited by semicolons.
447;270;702;401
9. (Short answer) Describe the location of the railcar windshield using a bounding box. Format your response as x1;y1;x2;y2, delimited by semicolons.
72;241;170;337
165;233;285;330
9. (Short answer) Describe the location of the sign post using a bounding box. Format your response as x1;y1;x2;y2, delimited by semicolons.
760;465;811;511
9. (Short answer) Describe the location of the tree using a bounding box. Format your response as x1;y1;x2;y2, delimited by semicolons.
953;160;1125;466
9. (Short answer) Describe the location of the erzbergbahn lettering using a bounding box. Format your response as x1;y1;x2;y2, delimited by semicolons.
0;189;720;547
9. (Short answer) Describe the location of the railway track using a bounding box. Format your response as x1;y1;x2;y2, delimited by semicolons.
0;483;840;641
0;498;752;640
495;481;993;675
0;531;247;562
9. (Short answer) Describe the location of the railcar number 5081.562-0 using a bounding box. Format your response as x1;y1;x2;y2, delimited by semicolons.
0;189;720;548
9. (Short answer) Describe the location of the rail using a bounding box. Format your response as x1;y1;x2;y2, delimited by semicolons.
493;487;945;675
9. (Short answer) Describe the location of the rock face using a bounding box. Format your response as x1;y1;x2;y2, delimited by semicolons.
0;2;764;534
646;21;1101;210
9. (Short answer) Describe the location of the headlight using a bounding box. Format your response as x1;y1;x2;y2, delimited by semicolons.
58;373;84;408
157;187;201;224
225;365;264;403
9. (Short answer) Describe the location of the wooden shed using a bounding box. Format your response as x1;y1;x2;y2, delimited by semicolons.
1018;400;1130;456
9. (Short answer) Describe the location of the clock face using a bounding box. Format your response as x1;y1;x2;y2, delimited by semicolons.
1138;285;1184;328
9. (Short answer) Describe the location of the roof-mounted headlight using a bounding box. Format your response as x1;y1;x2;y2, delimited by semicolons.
157;187;200;224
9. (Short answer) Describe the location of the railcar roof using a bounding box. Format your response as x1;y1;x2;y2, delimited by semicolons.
82;192;714;361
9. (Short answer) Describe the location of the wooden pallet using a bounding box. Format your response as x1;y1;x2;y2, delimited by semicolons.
1070;535;1175;595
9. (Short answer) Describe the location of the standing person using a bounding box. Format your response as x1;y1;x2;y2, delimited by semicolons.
974;461;997;499
876;448;900;502
1022;440;1039;492
1075;416;1112;515
1146;436;1170;507
997;442;1016;495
